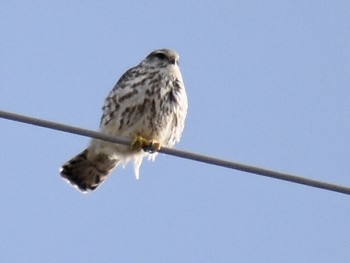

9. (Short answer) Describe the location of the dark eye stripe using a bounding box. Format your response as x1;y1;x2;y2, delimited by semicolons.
154;53;167;60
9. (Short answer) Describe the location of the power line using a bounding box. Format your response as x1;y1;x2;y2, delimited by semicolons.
1;109;350;196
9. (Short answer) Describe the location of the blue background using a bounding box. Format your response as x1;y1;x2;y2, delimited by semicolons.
1;1;350;262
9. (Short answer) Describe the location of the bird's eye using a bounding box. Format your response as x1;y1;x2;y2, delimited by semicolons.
154;53;167;60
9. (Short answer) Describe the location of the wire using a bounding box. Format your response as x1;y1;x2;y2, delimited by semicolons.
1;109;350;196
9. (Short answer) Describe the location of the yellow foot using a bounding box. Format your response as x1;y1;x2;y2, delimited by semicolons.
130;136;161;153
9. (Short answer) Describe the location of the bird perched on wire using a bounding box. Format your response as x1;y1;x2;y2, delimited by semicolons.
60;49;188;192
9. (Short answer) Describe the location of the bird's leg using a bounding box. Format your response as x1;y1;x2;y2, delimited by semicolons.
130;135;161;153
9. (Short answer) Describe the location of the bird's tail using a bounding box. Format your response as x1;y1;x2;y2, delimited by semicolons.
60;149;118;192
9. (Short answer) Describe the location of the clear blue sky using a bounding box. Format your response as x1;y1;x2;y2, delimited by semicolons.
1;1;350;262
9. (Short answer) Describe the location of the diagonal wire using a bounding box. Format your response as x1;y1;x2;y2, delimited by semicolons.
1;109;350;196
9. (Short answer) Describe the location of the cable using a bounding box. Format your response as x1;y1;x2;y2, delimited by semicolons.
1;109;350;196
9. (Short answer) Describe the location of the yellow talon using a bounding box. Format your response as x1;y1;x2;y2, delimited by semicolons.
130;136;161;153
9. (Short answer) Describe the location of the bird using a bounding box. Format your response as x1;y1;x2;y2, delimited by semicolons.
60;49;188;192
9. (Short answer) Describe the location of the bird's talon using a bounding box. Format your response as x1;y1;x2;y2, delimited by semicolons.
130;136;146;151
145;140;161;153
130;136;161;153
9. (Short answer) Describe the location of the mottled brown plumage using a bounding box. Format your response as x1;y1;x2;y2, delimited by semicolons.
60;49;188;192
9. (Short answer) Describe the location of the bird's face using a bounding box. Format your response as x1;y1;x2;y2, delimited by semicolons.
142;49;180;68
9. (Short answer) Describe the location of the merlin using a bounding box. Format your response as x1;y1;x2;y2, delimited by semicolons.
60;49;188;192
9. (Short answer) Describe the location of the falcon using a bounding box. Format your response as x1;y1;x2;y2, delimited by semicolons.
60;49;188;192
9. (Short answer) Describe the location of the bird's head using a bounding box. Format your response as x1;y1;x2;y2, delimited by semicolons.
142;49;180;68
